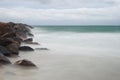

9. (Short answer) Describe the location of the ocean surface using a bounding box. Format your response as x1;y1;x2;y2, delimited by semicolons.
1;25;120;80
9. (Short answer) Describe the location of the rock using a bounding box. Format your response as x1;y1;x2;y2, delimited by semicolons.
24;42;39;45
0;21;34;57
13;23;34;40
14;24;31;33
15;59;36;67
19;46;34;51
0;22;16;37
23;38;33;42
7;22;15;27
16;32;27;40
0;46;12;56
0;37;13;46
35;48;49;50
27;32;34;37
13;36;22;44
0;53;11;64
0;37;21;48
23;38;39;45
24;24;33;29
6;42;20;55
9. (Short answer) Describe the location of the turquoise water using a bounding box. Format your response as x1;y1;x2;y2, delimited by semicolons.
35;25;120;33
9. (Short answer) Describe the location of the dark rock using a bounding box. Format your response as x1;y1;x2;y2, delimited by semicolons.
23;38;33;42
16;32;27;40
13;23;34;40
0;37;13;46
14;24;31;33
7;22;15;27
23;38;39;45
15;59;36;67
0;37;21;48
24;42;39;45
19;46;34;51
5;38;15;43
0;46;12;56
27;32;34;37
0;22;16;37
0;53;11;64
6;42;20;55
35;48;49;50
0;21;34;56
13;36;22;44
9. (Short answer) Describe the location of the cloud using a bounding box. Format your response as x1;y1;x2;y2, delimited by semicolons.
0;5;120;25
0;0;120;25
0;0;120;8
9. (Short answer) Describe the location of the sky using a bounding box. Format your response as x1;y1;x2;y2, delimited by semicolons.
0;0;120;25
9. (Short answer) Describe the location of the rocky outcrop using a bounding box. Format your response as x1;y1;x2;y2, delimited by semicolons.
0;21;35;66
23;38;39;45
19;46;34;51
0;53;11;64
6;42;20;55
24;41;39;45
23;38;33;42
0;46;12;56
15;59;36;67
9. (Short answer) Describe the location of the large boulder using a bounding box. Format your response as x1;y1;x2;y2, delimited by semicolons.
27;32;34;37
0;53;11;64
23;38;39;45
23;38;33;42
0;46;12;56
16;31;27;40
0;37;13;46
14;24;31;33
12;36;22;45
0;37;21;48
0;22;33;40
15;59;36;67
13;23;33;40
0;22;16;37
6;42;20;55
19;46;34;51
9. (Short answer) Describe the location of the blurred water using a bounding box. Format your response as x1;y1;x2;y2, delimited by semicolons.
1;26;120;80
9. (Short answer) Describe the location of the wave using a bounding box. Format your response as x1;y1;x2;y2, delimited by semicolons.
34;25;120;33
32;26;120;56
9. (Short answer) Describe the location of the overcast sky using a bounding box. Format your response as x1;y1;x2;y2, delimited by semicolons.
0;0;120;25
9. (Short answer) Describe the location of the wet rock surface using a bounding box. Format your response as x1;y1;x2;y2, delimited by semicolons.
15;59;36;67
6;42;20;55
0;46;12;56
19;46;34;51
24;41;40;45
23;38;33;42
0;53;11;64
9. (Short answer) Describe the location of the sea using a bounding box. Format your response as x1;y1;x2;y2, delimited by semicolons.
0;25;120;80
